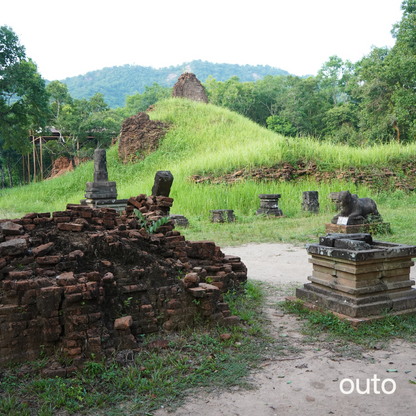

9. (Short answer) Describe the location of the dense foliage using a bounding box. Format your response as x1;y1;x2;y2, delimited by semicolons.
0;25;49;187
60;60;290;108
0;0;415;189
205;0;416;145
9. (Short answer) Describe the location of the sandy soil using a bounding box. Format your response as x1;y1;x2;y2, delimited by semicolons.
155;243;416;416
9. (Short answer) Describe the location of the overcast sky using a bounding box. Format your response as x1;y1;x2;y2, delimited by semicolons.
1;0;405;81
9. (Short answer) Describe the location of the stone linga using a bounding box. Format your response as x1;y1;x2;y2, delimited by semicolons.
84;149;117;202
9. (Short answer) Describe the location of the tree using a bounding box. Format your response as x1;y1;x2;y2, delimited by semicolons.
121;82;172;118
0;26;49;152
266;115;297;137
0;25;49;186
351;1;416;143
44;92;123;165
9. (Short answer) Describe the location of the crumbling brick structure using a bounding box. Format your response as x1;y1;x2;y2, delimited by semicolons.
118;112;169;163
171;72;208;103
0;196;246;370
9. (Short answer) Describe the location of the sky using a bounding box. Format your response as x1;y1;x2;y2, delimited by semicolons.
1;0;405;81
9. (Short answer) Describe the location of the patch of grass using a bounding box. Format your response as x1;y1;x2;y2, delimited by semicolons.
280;299;416;348
1;99;416;245
0;282;288;415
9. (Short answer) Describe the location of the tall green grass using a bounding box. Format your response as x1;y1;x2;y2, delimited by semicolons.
0;98;415;239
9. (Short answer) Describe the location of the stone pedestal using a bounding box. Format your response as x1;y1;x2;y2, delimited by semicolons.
169;214;189;227
296;233;416;318
84;181;117;200
301;191;319;213
210;210;235;223
256;194;283;216
81;149;127;212
325;222;391;235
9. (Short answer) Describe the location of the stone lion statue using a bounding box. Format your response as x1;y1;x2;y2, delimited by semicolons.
331;191;382;225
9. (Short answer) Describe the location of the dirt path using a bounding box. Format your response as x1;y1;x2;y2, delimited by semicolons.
155;243;416;416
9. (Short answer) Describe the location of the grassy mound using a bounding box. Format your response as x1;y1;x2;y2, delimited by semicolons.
1;98;415;244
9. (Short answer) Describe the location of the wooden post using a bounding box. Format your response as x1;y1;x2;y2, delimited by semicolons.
22;155;25;185
40;137;43;180
32;136;36;183
27;153;30;185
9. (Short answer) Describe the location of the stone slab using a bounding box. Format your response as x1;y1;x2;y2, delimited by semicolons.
295;283;416;317
325;222;391;235
285;296;416;327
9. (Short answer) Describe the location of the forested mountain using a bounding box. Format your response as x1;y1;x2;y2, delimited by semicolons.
59;60;290;108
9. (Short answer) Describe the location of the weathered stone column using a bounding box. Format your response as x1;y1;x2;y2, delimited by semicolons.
210;210;236;223
256;194;283;216
84;149;117;202
301;191;319;213
152;171;174;197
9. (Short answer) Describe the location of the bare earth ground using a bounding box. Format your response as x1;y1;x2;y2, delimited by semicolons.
155;243;416;416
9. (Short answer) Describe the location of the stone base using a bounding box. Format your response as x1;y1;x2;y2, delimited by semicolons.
256;208;283;216
285;296;416;327
325;222;390;235
301;203;319;214
295;283;416;318
210;210;235;223
80;198;129;213
169;214;189;227
85;181;118;200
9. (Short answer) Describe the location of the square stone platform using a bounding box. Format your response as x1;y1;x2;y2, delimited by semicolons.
325;222;391;235
295;233;416;318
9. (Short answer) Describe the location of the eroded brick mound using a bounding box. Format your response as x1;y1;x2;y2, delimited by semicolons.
118;112;169;163
0;195;246;372
189;161;416;192
47;156;73;179
47;156;91;180
172;72;208;103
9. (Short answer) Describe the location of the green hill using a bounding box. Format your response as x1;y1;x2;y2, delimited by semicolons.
1;98;416;245
59;60;290;108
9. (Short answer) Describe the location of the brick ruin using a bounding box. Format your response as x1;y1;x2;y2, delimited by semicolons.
0;195;247;370
172;73;209;103
117;112;170;163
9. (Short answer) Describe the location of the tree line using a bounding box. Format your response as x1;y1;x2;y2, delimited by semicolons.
205;0;416;145
0;0;415;188
62;60;289;108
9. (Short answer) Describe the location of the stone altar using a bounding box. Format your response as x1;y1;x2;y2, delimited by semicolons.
296;233;416;318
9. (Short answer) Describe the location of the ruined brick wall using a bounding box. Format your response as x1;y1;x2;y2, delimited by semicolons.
0;195;246;369
171;73;208;103
117;112;169;163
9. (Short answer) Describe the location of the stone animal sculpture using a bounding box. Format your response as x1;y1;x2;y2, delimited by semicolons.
331;190;382;225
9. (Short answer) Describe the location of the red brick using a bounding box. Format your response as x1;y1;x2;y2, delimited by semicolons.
114;316;132;330
0;221;23;236
37;255;60;265
56;271;76;286
128;197;142;210
9;270;33;280
54;216;72;223
23;224;36;231
31;242;54;257
22;213;38;219
57;223;84;232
